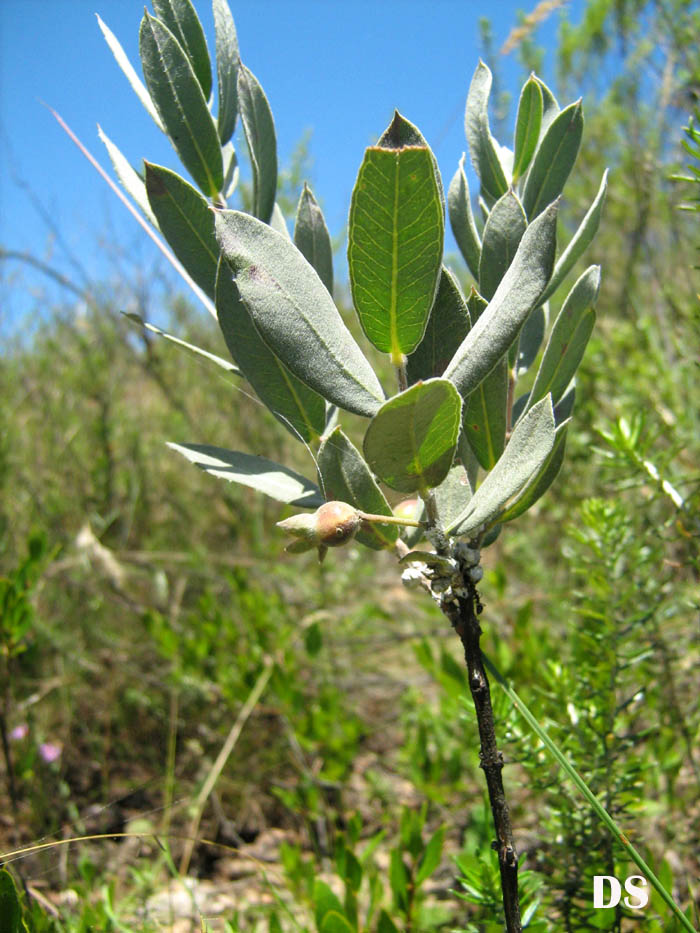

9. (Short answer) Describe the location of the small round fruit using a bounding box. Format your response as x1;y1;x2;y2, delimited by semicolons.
315;501;362;547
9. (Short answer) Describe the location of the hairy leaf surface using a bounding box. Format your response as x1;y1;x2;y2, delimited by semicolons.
213;0;240;144
139;12;223;197
216;258;326;442
215;211;385;417
407;267;471;383
443;202;558;399
523;99;583;219
448;155;481;279
294;184;333;295
237;64;277;223
169;443;324;507
145;162;219;297
448;396;556;535
152;0;211;99
512;76;542;182
526;265;599;412
465;61;509;202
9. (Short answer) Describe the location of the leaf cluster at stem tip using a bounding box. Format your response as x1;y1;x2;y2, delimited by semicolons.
98;3;606;556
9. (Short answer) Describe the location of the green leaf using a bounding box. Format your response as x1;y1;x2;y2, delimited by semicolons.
522;99;583;220
538;169;608;304
401;806;425;854
98;126;157;226
348;111;443;359
314;880;345;931
305;621;323;655
96;14;165;133
498;422;568;523
534;76;560;134
320;913;354;933
465;284;488;325
213;0;240;144
465;61;509;202
407;267;471;384
443;201;558;400
554;384;576;423
222;142;239;197
318;428;398;550
458;429;480;493
215;257;326;443
145;162;219;297
294;184;333;295
267;202;289;239
512;76;542;183
434;464;472;529
122;311;241;376
214;210;385;418
447;395;556;536
526;265;599;412
511;392;529;425
238;64;278;224
0;869;27;933
152;0;211;100
363;379;462;493
374;107;445;206
462;354;508;471
139;12;223;197
415;826;445;886
389;850;409;911
516;304;546;374
479;189;527;301
270;202;291;240
448;155;481;279
342;849;363;893
377;910;399;933
168;443;324;508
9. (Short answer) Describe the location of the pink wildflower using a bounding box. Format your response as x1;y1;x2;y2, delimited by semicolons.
38;742;62;763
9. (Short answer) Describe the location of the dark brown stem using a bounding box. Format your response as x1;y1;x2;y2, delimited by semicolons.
443;582;522;932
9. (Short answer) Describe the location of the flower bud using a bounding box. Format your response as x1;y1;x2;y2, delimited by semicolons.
277;501;361;555
314;501;362;547
276;512;318;543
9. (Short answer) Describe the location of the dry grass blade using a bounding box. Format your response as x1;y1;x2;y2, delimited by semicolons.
46;105;217;319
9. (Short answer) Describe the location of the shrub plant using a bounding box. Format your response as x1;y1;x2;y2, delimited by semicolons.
0;2;696;929
28;0;693;929
89;1;612;928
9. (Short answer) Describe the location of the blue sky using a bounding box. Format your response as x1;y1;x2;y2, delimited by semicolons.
0;0;580;329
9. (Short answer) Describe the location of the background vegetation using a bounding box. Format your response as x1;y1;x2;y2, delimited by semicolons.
1;1;698;930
